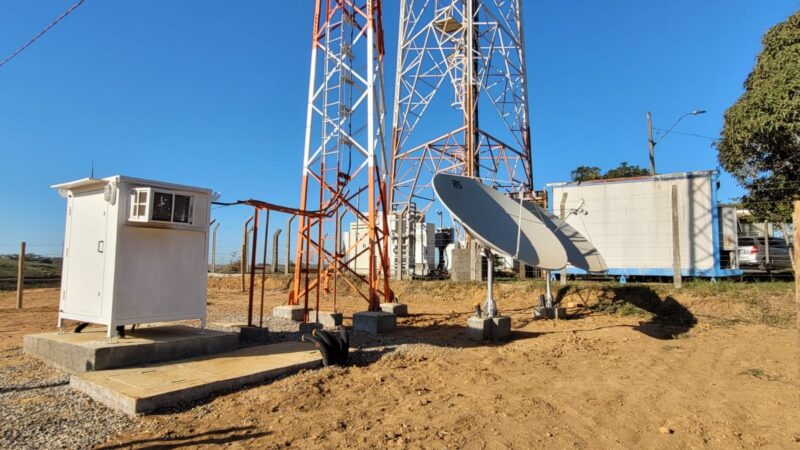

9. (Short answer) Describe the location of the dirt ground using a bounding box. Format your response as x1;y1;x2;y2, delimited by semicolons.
1;277;798;449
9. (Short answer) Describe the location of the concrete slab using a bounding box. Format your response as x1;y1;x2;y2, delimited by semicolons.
309;311;343;328
70;341;322;416
467;316;511;341
272;305;306;322
353;311;396;334
23;326;239;373
380;303;408;317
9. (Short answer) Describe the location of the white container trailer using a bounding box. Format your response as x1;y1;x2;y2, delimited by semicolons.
545;170;741;279
52;176;215;337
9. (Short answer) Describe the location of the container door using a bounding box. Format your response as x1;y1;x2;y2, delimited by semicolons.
63;191;109;317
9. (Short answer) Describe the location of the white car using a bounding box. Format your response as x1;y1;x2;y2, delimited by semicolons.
737;237;793;271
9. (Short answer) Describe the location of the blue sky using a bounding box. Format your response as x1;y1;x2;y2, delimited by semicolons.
0;0;797;259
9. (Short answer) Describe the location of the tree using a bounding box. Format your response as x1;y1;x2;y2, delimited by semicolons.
716;10;800;225
569;162;650;182
570;166;602;182
603;162;649;179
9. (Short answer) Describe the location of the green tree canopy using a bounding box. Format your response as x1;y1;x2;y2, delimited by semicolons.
716;10;800;223
569;162;649;182
570;166;601;182
603;162;650;179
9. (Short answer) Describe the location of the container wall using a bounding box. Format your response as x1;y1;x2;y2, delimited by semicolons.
552;175;716;273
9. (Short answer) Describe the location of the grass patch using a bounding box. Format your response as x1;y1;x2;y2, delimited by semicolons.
738;368;781;381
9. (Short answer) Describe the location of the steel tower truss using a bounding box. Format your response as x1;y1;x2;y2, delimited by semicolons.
291;0;392;316
390;0;533;214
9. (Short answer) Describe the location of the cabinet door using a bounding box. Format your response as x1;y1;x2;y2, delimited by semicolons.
63;191;109;317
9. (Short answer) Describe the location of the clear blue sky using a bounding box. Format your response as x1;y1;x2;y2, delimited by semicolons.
1;1;797;259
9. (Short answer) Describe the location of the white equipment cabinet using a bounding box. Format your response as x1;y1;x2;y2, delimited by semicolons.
52;176;215;337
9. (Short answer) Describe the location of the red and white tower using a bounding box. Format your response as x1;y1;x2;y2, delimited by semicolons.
291;0;393;316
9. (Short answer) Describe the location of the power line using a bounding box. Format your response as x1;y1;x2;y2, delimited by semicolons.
653;128;720;142
0;0;86;70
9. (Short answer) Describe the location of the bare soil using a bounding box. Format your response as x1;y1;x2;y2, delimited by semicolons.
1;278;798;449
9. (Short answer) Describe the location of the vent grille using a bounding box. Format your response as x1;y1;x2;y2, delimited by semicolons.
151;191;173;221
172;194;192;223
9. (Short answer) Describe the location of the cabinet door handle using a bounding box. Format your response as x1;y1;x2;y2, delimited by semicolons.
97;241;104;253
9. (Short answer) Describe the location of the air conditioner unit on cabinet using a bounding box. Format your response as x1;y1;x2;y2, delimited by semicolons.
128;188;197;226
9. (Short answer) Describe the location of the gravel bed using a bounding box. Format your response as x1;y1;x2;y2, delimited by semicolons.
0;349;134;449
0;312;432;448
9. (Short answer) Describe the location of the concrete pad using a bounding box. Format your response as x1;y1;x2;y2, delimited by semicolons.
71;341;322;416
467;316;511;341
380;303;408;317
23;326;238;373
353;311;396;334
310;311;343;328
239;326;269;344
272;305;306;322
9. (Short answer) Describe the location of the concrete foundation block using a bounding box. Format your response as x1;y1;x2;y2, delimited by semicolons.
467;317;492;341
467;316;511;341
491;316;512;340
310;311;343;328
272;305;307;322
266;320;322;334
353;311;397;334
534;307;567;320
298;322;324;334
239;326;269;344
380;303;408;317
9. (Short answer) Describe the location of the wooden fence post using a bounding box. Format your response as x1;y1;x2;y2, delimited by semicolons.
16;241;25;309
671;186;682;289
793;201;799;359
559;192;568;286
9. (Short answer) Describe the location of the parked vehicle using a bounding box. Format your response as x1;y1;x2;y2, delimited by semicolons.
737;237;793;271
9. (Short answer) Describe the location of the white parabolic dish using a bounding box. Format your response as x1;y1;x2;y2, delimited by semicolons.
432;174;567;271
524;203;608;274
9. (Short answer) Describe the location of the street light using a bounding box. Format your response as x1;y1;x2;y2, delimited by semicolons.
647;109;706;175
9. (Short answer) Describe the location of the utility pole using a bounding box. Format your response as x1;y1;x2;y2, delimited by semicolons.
647;109;705;176
647;111;656;175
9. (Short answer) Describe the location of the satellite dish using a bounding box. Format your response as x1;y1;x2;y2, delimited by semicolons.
432;174;567;270
524;203;607;274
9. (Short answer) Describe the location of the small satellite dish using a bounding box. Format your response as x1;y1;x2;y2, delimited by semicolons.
524;203;607;274
432;174;567;270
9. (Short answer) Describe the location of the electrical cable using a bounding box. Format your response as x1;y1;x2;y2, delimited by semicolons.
653;128;720;142
0;0;86;70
